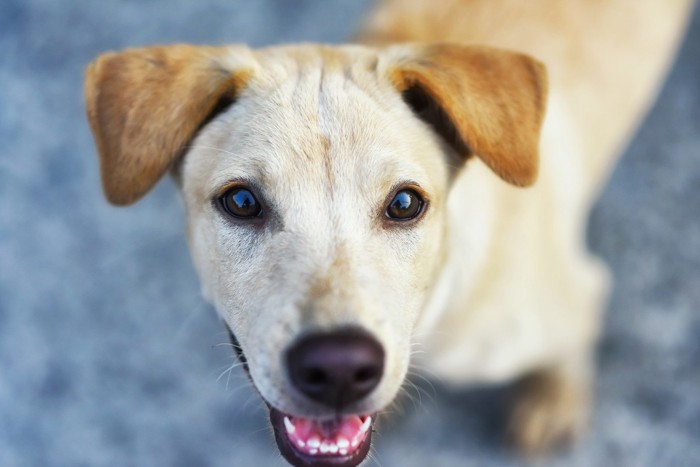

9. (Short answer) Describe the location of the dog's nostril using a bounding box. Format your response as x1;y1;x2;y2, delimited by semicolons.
303;368;329;387
287;329;385;409
355;367;377;384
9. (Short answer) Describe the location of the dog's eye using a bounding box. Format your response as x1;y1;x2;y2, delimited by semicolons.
386;189;424;221
219;187;262;219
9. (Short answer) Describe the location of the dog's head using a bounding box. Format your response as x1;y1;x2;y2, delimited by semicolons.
85;43;546;466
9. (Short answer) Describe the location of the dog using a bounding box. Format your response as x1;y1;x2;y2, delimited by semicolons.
84;0;692;465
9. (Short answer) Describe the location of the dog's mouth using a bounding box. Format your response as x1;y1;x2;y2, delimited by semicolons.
226;326;376;466
270;408;374;467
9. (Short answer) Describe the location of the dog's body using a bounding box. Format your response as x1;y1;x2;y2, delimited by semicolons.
362;0;693;450
84;1;693;465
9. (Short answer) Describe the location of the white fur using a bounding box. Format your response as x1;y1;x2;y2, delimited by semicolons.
182;45;453;417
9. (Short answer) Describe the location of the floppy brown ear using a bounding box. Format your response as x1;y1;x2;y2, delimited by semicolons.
84;44;253;205
388;44;547;186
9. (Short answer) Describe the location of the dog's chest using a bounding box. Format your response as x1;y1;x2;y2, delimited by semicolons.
418;303;551;385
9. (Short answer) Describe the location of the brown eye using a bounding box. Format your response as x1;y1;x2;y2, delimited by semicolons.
386;189;424;221
219;187;262;219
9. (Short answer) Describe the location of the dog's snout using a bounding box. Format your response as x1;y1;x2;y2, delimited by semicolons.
287;330;385;409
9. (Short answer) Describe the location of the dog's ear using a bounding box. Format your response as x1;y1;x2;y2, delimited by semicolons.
387;44;547;186
84;45;254;205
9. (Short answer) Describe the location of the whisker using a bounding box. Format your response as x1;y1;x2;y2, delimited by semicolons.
225;381;255;400
408;363;445;385
215;360;246;381
409;377;438;408
213;342;240;349
367;449;382;467
410;329;455;339
408;371;437;397
249;425;274;436
404;379;425;408
211;361;238;376
241;392;265;412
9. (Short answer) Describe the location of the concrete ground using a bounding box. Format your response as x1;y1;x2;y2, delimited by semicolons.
1;1;698;466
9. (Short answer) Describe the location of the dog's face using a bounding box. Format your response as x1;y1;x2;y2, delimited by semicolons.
183;46;451;413
85;43;545;466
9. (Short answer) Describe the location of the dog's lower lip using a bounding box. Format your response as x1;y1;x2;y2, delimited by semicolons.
269;408;374;467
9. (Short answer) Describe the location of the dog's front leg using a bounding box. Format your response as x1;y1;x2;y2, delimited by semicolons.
508;351;594;455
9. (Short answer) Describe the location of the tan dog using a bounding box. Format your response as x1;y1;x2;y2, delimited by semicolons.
84;1;692;465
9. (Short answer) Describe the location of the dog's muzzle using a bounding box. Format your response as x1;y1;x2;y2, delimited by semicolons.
226;326;384;467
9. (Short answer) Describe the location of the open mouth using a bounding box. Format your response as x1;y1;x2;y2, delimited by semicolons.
270;408;375;467
226;326;378;466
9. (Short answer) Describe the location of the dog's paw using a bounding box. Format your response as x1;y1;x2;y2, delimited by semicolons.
508;368;591;456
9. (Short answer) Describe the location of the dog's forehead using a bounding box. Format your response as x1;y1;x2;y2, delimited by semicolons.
244;44;413;165
189;45;444;209
252;43;379;75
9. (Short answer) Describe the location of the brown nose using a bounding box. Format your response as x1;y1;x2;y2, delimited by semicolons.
286;330;385;409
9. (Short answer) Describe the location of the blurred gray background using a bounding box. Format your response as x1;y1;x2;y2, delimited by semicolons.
1;1;698;466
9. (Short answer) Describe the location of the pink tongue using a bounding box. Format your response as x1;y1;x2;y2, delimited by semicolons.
338;416;364;439
295;415;362;437
285;415;370;456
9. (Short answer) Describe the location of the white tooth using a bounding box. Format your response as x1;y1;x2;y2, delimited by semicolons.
320;442;329;454
329;443;338;454
296;440;305;448
351;439;359;447
308;437;320;448
337;437;349;448
339;448;348;456
360;417;372;433
283;417;295;434
310;449;318;455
